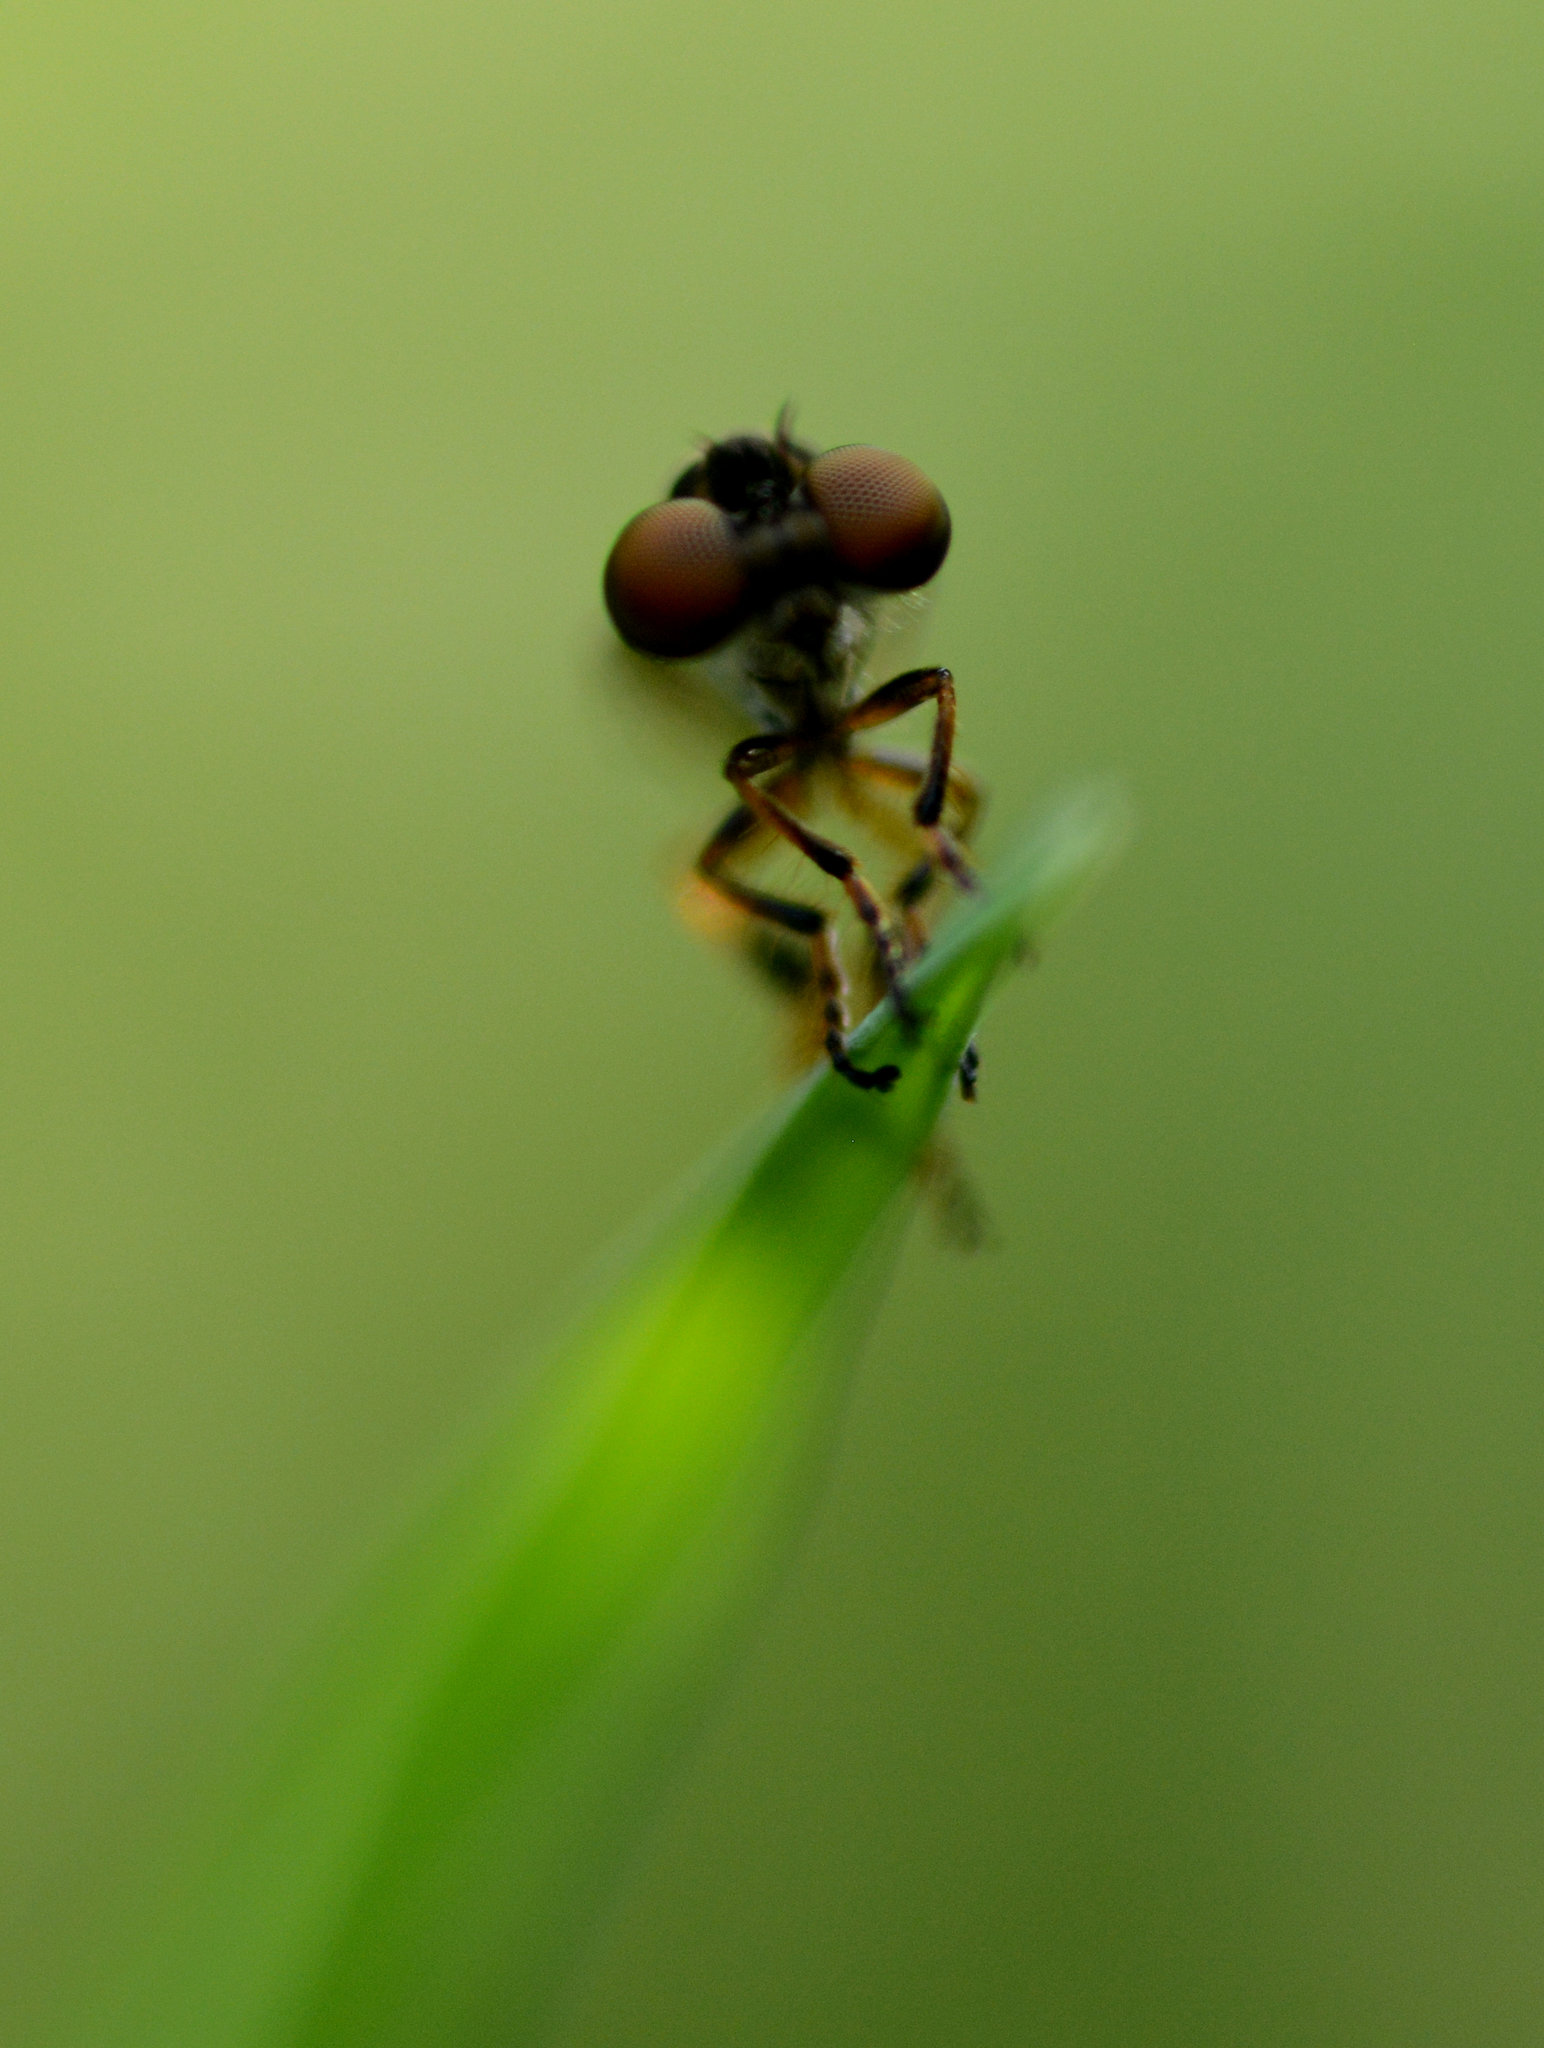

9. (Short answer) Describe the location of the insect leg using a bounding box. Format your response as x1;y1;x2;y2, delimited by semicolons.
846;742;983;843
725;732;918;1033
839;668;980;893
696;799;901;1093
914;1136;992;1250
839;744;988;1101
840;745;983;928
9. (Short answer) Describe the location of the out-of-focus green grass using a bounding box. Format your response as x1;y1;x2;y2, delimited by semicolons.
69;793;1119;2048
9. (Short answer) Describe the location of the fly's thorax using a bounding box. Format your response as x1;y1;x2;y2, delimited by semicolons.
751;582;857;687
695;585;876;730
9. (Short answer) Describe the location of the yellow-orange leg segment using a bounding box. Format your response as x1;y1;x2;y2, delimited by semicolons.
839;736;986;1102
724;731;919;1036
839;667;981;894
839;742;983;950
695;798;901;1093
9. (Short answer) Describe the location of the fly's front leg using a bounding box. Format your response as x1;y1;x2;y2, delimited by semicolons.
840;667;980;893
840;690;987;1103
842;743;983;945
696;796;901;1093
856;741;983;846
726;731;919;1035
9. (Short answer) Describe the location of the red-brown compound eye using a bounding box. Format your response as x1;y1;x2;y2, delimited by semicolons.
803;445;951;590
603;499;748;657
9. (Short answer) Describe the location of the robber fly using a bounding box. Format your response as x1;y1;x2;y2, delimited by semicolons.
603;414;982;1096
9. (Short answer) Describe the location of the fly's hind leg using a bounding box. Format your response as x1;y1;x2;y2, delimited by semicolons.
915;1137;992;1251
697;800;901;1093
725;731;920;1038
840;744;983;953
839;667;982;895
840;741;986;1101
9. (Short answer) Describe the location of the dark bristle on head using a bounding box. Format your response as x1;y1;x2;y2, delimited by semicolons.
706;439;793;523
671;430;817;528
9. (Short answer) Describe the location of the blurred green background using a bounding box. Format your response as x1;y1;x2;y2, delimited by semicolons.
3;1;1542;2042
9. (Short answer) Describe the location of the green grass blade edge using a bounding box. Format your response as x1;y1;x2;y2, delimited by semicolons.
75;784;1125;2048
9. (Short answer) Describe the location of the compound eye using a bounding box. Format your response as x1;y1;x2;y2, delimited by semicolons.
804;445;951;590
604;499;748;657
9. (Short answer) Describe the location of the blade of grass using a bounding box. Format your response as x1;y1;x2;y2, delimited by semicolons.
73;785;1124;2048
